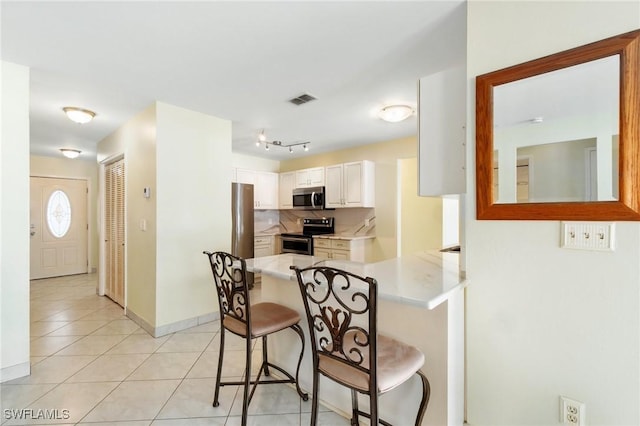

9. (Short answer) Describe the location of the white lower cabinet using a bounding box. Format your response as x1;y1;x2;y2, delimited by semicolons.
313;238;368;262
254;236;274;258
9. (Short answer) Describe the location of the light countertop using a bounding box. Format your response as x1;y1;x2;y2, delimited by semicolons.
312;234;375;241
245;251;467;310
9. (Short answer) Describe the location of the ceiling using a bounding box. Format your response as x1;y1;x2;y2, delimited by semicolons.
1;1;466;161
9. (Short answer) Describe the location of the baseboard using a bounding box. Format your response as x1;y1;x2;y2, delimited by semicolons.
0;361;30;383
126;308;220;338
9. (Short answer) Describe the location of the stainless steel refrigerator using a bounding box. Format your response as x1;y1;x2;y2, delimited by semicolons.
231;182;254;286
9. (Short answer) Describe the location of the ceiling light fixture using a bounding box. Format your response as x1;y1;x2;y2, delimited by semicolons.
255;130;311;154
378;104;414;123
60;148;81;159
62;107;96;124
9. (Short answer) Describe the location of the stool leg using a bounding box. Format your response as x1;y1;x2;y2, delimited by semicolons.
310;369;320;426
262;335;270;376
370;392;379;426
414;371;431;426
290;323;308;400
351;389;359;425
241;334;252;426
212;327;225;407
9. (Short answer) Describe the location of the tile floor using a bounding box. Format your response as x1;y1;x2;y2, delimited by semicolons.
0;274;350;425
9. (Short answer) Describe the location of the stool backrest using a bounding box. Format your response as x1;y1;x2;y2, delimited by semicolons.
291;266;378;391
204;251;251;334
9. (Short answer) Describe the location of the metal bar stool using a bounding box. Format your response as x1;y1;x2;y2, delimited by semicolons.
291;265;430;426
204;251;308;425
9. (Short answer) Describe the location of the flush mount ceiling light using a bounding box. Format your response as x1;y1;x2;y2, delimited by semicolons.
60;149;81;159
62;107;96;124
378;104;414;123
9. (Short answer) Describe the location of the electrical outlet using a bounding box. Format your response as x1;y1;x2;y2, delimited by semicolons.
560;396;585;425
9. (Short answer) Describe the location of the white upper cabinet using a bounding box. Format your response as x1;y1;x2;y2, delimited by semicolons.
295;167;324;188
279;172;295;209
234;168;278;209
418;65;466;196
325;161;375;208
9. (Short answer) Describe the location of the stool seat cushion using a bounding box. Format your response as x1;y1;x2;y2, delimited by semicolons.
224;302;301;338
318;333;425;393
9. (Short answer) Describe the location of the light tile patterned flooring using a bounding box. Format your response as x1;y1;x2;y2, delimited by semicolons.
0;274;350;425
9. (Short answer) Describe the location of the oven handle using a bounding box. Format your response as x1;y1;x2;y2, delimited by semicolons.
282;236;311;243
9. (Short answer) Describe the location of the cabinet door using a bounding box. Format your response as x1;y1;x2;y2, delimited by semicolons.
313;248;331;259
236;168;255;185
324;164;343;208
418;65;466;195
296;167;325;188
255;171;278;209
331;250;350;260
309;167;325;186
343;162;363;207
279;172;295;209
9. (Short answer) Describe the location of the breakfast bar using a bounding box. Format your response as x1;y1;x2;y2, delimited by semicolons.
245;251;467;426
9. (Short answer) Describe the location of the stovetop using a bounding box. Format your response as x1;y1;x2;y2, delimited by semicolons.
282;217;334;238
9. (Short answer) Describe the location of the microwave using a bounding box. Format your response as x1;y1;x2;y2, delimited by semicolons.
292;186;325;210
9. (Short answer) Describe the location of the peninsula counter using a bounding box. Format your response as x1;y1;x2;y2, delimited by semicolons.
245;252;467;426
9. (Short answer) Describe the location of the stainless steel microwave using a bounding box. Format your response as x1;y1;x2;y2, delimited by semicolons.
292;186;325;210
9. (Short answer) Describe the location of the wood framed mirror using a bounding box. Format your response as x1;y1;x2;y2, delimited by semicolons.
476;29;640;220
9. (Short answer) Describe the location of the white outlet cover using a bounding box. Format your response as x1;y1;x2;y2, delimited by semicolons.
561;221;615;251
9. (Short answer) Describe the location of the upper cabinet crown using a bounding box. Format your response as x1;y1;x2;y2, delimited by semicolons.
418;65;467;196
295;167;325;188
325;161;375;208
235;168;279;209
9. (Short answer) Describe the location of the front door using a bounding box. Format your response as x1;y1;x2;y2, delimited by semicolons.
30;177;88;279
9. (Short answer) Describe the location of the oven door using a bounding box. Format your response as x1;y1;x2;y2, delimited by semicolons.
280;235;313;255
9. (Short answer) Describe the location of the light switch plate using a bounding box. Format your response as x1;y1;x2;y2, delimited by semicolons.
561;221;615;251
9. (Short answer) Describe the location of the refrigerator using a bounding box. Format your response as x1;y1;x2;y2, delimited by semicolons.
231;182;254;286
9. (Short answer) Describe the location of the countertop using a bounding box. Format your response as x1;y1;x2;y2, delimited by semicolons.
311;234;375;241
245;251;467;310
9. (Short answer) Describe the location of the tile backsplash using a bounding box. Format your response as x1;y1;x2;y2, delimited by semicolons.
255;208;375;236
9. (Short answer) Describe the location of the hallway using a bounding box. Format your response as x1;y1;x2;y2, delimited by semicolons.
0;274;348;425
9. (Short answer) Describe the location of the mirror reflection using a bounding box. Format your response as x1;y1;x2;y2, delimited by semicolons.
492;55;619;203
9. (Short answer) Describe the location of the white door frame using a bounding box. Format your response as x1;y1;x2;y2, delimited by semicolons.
30;174;92;277
98;154;126;309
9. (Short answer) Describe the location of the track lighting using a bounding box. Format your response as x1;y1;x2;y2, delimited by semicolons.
254;130;311;154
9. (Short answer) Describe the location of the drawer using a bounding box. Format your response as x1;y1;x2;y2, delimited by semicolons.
314;238;331;248
254;237;271;246
331;240;351;250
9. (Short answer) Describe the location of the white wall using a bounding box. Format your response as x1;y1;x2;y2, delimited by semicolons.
155;102;232;328
0;61;30;382
465;2;640;425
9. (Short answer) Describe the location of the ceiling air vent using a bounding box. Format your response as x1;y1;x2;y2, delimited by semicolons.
288;93;317;105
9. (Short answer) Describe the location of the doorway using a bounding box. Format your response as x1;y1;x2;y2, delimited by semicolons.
30;177;88;279
103;158;125;306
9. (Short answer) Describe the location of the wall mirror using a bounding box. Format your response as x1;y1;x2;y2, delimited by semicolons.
476;29;640;220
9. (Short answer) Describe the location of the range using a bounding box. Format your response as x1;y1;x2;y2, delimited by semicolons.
280;217;334;255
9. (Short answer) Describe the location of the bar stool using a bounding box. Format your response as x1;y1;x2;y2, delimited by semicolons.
291;265;430;426
204;251;308;425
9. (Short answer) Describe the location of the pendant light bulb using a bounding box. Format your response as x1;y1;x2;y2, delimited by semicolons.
289;147;293;154
258;130;266;142
303;144;309;152
265;144;270;151
256;141;261;147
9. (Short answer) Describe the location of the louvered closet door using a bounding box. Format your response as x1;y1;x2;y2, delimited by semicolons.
105;159;125;306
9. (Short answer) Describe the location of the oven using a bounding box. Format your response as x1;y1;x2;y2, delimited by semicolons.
280;234;313;255
280;217;334;255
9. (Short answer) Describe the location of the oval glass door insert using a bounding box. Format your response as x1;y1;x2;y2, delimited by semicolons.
47;190;72;238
